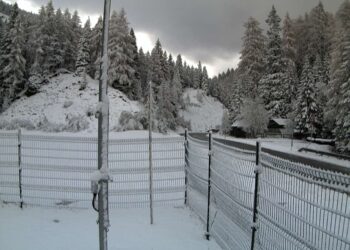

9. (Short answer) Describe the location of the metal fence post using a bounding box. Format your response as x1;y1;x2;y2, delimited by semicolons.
97;0;111;249
148;80;154;225
205;131;213;240
18;128;23;209
184;129;188;205
251;141;261;250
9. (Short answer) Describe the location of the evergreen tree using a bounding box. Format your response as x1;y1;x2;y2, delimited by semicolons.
108;9;135;96
168;53;175;79
327;0;350;152
89;16;103;79
138;48;149;96
157;80;176;131
75;18;91;75
295;58;322;136
129;28;142;100
171;66;183;108
308;2;330;63
175;54;185;87
281;13;298;116
0;3;20;110
2;16;26;108
259;6;285;117
202;66;209;95
150;39;165;92
237;17;265;99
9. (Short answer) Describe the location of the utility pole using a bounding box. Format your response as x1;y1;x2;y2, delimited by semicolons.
97;0;111;249
148;81;154;225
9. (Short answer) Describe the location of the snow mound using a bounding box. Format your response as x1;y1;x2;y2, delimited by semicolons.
0;73;141;133
180;88;225;132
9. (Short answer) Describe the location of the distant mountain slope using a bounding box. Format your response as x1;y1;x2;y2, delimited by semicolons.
0;73;141;133
180;88;225;132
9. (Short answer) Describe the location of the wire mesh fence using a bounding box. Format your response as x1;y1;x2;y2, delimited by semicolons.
186;134;350;250
0;130;185;208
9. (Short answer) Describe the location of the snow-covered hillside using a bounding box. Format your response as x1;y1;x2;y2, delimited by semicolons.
180;89;225;132
0;73;141;133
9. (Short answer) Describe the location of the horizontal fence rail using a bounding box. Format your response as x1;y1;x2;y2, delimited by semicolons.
186;133;350;250
0;130;185;208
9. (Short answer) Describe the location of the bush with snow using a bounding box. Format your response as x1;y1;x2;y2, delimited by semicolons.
0;118;36;130
113;111;143;132
240;98;270;137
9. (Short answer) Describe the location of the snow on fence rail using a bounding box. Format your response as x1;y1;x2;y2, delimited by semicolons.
0;130;185;208
186;134;350;250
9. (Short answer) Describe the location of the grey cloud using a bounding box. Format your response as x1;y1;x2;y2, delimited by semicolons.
22;0;345;70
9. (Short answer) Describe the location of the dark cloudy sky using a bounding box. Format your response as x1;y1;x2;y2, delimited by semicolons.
4;0;344;76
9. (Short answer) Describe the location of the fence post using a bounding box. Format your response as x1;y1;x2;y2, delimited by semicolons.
251;141;261;250
184;129;189;205
148;80;154;225
205;131;213;240
18;128;23;209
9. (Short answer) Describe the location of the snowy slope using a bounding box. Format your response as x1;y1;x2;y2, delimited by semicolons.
0;73;141;133
180;88;225;132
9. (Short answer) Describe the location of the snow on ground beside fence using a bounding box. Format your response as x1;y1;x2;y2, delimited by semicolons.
213;135;350;167
0;204;221;250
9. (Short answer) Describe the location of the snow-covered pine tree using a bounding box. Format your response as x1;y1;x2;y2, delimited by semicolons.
237;17;265;99
295;57;322;136
175;54;185;87
168;53;175;80
259;6;285;118
36;1;65;74
0;2;20;110
162;50;170;81
75;18;91;76
129;28;142;100
281;13;298;116
89;16;102;79
1;15;26;110
150;39;165;94
308;2;330;64
0;18;5;46
108;9;135;97
326;0;350;152
171;66;183;109
138;48;149;96
157;80;176;132
202;66;209;95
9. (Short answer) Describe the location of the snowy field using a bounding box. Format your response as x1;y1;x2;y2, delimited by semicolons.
0;204;221;250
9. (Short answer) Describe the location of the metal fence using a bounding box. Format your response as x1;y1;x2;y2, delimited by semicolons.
186;133;350;250
0;130;185;208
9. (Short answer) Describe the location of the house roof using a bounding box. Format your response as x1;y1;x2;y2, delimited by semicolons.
232;119;250;128
271;118;291;127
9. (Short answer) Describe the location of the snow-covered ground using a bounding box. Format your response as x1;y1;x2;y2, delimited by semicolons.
180;89;225;132
0;73;141;133
0;204;221;250
214;135;350;167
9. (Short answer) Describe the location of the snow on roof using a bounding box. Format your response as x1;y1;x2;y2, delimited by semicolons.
271;118;291;127
232;119;250;128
